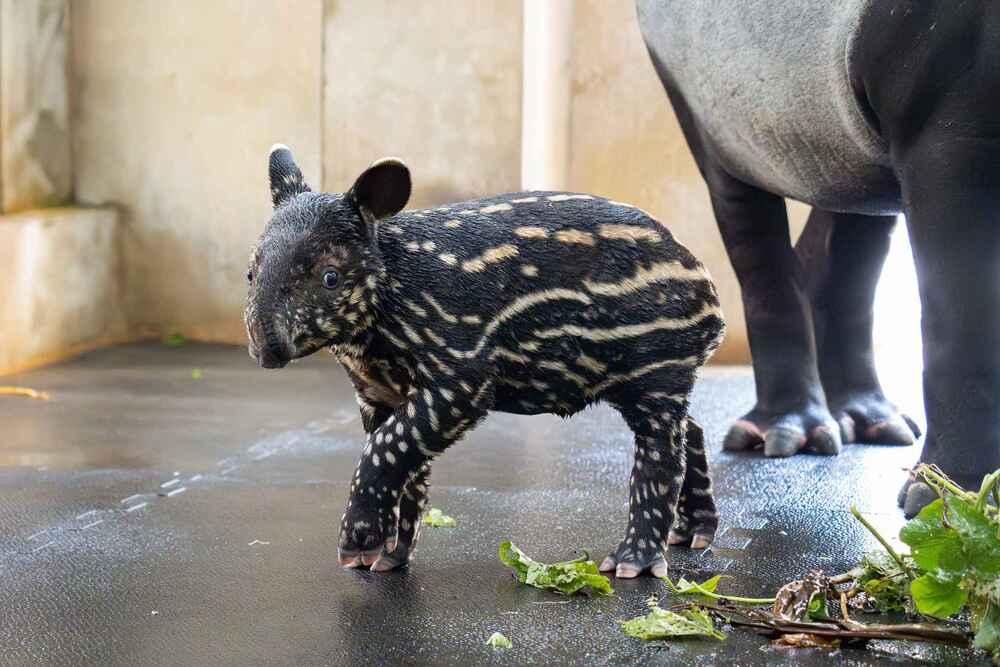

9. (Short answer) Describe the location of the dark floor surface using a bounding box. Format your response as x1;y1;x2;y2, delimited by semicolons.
0;343;985;666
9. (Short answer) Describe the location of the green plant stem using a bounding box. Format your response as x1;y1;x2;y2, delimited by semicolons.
665;579;775;605
914;464;975;502
974;470;1000;511
694;590;776;605
850;505;915;581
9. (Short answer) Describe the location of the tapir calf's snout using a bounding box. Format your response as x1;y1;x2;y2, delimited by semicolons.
247;318;294;369
251;340;292;369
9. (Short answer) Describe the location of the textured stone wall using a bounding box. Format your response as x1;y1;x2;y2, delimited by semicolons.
566;0;810;362
323;0;523;206
71;0;324;343
0;0;72;213
0;207;125;374
1;0;764;373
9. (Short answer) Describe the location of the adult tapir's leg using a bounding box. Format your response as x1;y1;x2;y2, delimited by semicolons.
857;0;1000;515
645;49;839;458
895;140;1000;515
707;171;841;457
795;209;920;446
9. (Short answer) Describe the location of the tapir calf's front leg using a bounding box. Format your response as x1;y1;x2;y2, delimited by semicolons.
339;383;491;569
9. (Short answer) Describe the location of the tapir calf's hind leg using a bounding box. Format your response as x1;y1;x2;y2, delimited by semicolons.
600;371;703;579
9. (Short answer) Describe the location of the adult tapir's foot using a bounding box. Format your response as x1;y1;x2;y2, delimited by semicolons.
827;389;920;446
897;438;1000;518
723;403;841;457
897;478;939;519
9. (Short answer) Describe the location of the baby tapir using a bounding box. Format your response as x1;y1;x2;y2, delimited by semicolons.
244;145;725;577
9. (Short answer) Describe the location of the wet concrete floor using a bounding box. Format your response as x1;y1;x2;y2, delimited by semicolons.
0;343;985;665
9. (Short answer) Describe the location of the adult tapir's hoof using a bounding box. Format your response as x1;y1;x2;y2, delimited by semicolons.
897;480;938;519
723;406;841;457
829;390;921;447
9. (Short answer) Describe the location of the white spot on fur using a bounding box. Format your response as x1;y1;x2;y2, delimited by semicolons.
547;194;593;202
461;244;519;273
514;226;548;239
575;353;607;374
445;288;592;359
598;224;662;243
479;203;513;214
421;292;458;323
554;229;595;245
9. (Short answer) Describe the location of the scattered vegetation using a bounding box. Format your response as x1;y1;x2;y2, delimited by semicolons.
499;541;612;596
421;508;456;527
485;632;512;648
615;464;999;663
620;595;724;640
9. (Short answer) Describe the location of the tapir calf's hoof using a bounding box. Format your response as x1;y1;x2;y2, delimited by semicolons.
599;549;669;579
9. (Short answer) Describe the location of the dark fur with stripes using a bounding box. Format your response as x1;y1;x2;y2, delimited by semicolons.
245;146;725;576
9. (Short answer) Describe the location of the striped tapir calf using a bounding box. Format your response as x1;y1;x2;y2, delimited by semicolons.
638;0;1000;514
244;145;725;577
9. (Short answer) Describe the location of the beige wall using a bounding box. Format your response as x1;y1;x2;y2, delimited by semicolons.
323;0;523;206
1;0;72;213
71;0;324;343
0;207;125;374
567;0;811;363
5;0;773;374
65;0;523;357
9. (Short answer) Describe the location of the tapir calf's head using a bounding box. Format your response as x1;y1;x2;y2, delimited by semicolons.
244;145;411;368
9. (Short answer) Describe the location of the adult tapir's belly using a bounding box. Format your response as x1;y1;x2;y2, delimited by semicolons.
637;0;902;215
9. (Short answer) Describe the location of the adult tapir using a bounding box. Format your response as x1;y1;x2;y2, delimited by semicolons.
637;1;1000;515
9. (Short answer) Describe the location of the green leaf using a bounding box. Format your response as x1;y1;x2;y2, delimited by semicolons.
163;332;186;347
856;551;913;612
900;499;966;577
485;631;512;649
619;596;724;641
498;541;612;596
972;601;1000;658
191;368;203;380
910;574;968;618
663;575;775;605
806;593;830;620
669;575;725;595
421;508;456;527
943;498;1000;576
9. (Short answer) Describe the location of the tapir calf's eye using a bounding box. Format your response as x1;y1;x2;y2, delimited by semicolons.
322;269;340;290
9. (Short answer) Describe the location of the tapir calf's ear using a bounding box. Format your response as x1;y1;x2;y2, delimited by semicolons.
348;158;411;220
269;144;310;208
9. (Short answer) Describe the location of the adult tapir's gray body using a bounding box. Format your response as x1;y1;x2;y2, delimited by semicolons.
638;0;896;213
637;0;1000;516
